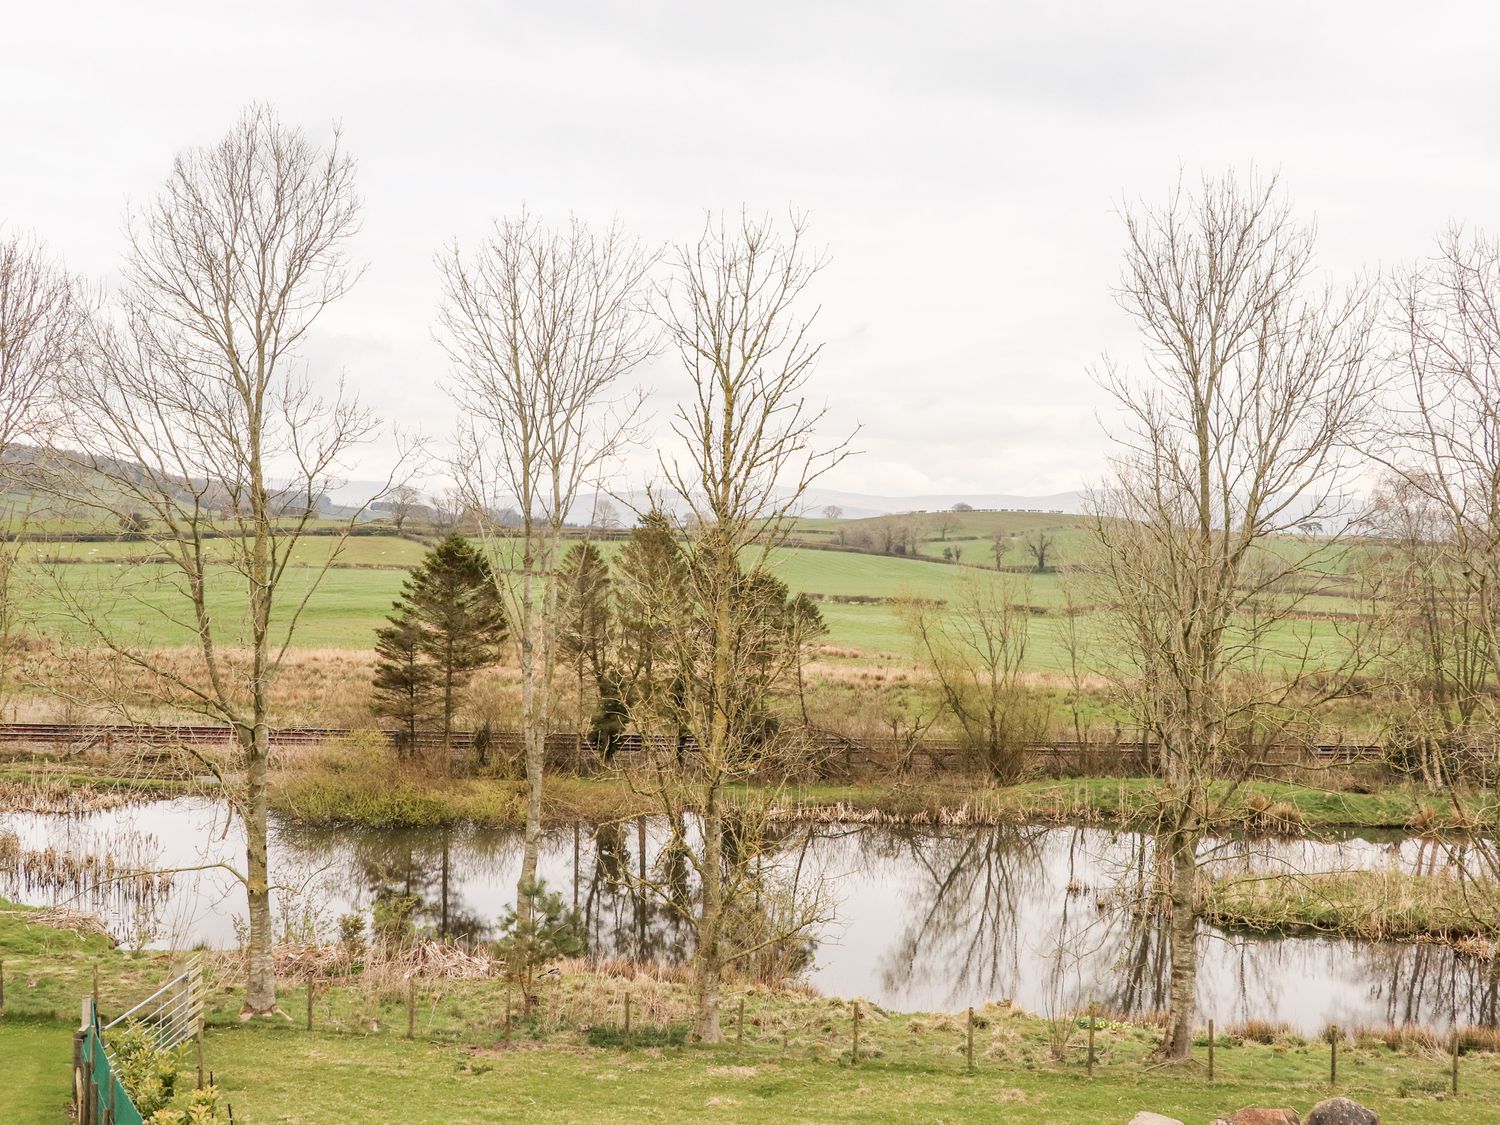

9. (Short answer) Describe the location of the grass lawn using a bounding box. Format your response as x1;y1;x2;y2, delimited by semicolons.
193;1020;1498;1124
4;894;1498;1123
0;1019;72;1123
5;982;1497;1124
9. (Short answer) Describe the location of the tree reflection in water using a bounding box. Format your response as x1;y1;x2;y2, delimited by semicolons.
16;801;1496;1034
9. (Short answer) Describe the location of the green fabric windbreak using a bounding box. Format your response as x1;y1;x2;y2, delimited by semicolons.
83;1008;145;1125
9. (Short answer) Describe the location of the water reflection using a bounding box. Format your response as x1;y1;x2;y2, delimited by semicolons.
3;798;1497;1033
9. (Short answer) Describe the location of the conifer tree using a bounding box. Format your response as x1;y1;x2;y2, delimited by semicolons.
371;611;440;753
407;533;509;759
371;533;508;766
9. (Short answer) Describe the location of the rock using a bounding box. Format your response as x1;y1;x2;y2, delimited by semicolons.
1226;1111;1300;1125
1305;1097;1378;1125
1127;1114;1185;1125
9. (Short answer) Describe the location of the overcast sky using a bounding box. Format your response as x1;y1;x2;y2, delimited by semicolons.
4;0;1499;498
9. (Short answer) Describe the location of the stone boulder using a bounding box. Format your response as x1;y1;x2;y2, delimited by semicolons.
1304;1097;1378;1125
1225;1111;1300;1125
1126;1114;1184;1125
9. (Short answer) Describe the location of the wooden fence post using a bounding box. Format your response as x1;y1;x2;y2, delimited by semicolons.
72;1028;83;1123
505;992;513;1045
1207;1019;1214;1082
406;977;416;1039
851;1000;860;1064
624;991;631;1047
306;974;314;1032
966;1006;975;1071
1329;1025;1337;1085
1087;1009;1096;1078
737;997;745;1053
196;1020;206;1089
1452;1029;1461;1097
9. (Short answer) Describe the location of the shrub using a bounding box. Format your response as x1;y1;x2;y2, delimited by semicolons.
105;1022;183;1116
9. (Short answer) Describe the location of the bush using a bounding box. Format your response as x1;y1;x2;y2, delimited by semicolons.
105;1022;183;1116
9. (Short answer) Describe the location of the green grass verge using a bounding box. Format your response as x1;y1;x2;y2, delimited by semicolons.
3;892;1497;1124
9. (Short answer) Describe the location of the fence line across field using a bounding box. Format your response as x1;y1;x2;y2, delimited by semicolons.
59;965;1473;1120
0;721;1383;763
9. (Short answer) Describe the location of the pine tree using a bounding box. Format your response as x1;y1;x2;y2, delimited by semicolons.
613;511;688;708
371;534;508;765
557;542;613;688
405;533;510;759
371;610;440;753
557;542;621;755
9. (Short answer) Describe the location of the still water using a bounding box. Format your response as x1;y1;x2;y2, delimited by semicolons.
3;798;1495;1033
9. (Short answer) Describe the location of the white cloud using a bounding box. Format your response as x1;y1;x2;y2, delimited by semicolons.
5;0;1498;494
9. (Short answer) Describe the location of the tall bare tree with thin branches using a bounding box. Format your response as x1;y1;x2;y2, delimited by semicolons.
637;211;854;1041
1380;226;1500;924
51;106;403;1015
436;214;655;907
0;232;85;708
1085;172;1376;1059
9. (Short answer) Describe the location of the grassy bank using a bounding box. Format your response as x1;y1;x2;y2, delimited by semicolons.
270;751;1468;834
1;745;1468;833
3;899;1498;1123
1205;869;1500;947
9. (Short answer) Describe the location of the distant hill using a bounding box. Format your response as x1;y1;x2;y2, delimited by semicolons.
786;488;1085;519
330;480;1087;526
565;486;1086;525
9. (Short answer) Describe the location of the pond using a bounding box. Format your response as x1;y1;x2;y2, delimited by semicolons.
3;798;1496;1034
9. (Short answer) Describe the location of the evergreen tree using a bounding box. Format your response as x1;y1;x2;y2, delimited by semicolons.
557;542;622;755
557;542;613;688
406;533;510;757
613;511;688;709
371;611;439;753
371;533;508;764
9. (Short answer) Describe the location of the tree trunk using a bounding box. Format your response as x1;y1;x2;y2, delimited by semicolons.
242;723;276;1014
1156;825;1200;1059
693;789;724;1042
517;542;542;914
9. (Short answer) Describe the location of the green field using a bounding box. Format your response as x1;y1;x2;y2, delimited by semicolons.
4;510;1372;665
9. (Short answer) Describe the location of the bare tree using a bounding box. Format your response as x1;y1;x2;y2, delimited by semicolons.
902;575;1042;780
384;483;421;531
1052;577;1093;745
1383;228;1500;729
821;503;842;521
0;232;79;456
591;496;622;530
0;233;85;705
436;213;655;909
990;532;1009;570
1380;227;1500;912
50;106;402;1015
641;211;853;1041
1023;529;1055;572
1085;172;1376;1058
1364;473;1490;789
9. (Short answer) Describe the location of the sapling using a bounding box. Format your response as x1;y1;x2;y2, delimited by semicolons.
493;878;584;1015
